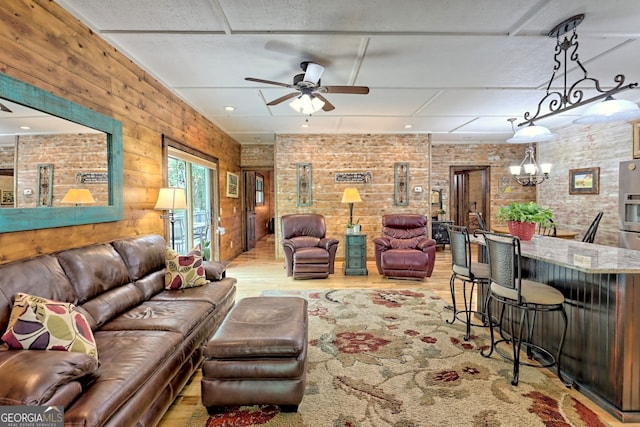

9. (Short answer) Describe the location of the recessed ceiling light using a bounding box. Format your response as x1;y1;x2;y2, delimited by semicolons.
404;124;412;129
224;106;235;111
20;126;30;130
301;123;309;128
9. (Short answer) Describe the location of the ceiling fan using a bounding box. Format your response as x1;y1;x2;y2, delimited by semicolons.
245;61;369;113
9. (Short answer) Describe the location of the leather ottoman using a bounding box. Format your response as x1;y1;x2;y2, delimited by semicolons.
201;296;308;413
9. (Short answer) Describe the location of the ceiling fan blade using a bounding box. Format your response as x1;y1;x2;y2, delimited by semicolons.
322;85;369;95
314;94;335;112
302;62;324;84
266;92;300;106
245;77;292;88
0;102;12;113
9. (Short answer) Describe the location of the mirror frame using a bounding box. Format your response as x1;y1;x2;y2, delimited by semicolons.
0;72;123;232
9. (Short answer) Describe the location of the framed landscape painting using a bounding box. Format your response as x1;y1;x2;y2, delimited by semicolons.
569;167;599;195
226;172;239;198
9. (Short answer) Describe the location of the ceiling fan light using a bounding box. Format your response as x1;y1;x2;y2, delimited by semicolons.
303;62;325;84
573;97;640;124
507;124;557;143
289;94;324;115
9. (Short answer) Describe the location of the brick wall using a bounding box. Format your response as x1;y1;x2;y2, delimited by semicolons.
430;143;537;229
16;133;107;207
538;121;630;246
275;133;431;259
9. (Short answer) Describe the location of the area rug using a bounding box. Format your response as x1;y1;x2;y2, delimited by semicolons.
187;289;609;427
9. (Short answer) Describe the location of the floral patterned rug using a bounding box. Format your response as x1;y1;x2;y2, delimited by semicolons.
187;289;609;427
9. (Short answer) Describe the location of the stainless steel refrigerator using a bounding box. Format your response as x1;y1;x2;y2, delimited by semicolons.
619;159;640;250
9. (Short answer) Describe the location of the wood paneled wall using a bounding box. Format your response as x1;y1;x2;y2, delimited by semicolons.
0;0;242;263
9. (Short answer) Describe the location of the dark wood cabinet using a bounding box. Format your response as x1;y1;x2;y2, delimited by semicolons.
343;234;368;276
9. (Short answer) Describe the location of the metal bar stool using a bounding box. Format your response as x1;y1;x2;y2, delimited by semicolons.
479;231;569;386
446;225;490;341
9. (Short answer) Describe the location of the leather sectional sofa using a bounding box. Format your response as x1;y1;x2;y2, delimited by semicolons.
0;234;236;427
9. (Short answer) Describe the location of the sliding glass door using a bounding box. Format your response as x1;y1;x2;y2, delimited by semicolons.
168;150;219;261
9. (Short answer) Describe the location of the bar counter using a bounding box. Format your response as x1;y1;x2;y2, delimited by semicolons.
475;235;640;422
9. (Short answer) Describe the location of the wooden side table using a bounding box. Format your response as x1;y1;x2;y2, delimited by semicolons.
343;234;368;276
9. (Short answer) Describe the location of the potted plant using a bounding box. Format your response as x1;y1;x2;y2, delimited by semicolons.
497;201;553;241
346;218;361;235
437;209;446;221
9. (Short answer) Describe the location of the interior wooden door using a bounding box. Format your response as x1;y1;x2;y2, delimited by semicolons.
244;171;256;250
450;166;489;230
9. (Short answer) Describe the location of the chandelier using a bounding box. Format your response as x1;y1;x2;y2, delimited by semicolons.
511;14;640;142
509;143;551;186
507;118;551;186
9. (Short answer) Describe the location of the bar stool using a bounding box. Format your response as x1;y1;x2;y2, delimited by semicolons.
446;225;490;341
480;231;569;386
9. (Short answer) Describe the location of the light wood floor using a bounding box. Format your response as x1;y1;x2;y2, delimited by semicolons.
158;235;632;427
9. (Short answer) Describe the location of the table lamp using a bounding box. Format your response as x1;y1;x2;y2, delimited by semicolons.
341;188;362;225
61;188;96;206
154;188;187;249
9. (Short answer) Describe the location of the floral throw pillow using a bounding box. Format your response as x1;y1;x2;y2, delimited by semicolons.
165;244;208;290
1;293;98;360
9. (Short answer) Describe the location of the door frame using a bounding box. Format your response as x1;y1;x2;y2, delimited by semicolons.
449;165;490;229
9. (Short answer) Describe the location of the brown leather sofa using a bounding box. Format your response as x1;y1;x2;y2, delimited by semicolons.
373;214;437;279
0;234;236;427
281;213;339;279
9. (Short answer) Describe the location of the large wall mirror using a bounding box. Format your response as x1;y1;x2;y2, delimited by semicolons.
0;73;123;232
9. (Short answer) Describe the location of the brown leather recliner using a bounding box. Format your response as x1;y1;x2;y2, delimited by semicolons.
373;214;437;279
281;214;339;279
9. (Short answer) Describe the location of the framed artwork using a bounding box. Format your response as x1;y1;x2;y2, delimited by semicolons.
633;120;640;159
569;167;599;195
256;174;264;205
1;190;14;206
394;162;409;206
297;163;312;206
37;164;54;207
226;172;239;198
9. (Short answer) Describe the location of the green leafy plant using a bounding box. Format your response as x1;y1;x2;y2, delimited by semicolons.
199;239;211;261
497;201;553;226
347;218;361;228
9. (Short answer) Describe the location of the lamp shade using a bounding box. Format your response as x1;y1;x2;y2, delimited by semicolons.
289;94;325;115
341;188;362;204
61;189;96;205
573;97;640;124
507;124;557;143
154;188;187;210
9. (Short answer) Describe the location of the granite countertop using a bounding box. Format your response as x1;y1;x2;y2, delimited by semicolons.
473;234;640;274
518;236;640;273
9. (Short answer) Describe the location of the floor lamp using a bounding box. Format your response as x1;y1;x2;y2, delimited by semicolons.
154;188;187;250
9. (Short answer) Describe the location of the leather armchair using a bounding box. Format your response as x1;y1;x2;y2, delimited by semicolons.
281;214;339;279
373;214;437;279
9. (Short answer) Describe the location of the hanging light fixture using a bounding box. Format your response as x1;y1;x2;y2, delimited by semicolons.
289;88;325;115
508;143;552;186
515;14;640;133
507;118;551;186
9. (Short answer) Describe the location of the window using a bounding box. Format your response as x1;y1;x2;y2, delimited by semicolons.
256;174;264;205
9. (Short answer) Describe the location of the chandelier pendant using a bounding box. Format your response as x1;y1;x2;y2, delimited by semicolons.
518;14;638;128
